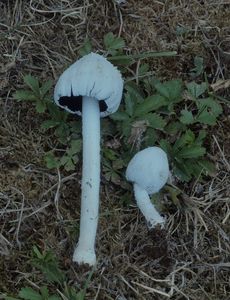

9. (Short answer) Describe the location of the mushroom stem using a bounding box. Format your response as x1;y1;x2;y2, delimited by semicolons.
133;183;165;229
73;96;100;266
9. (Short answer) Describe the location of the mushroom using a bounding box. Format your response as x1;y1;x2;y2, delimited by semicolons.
54;53;123;266
126;147;169;229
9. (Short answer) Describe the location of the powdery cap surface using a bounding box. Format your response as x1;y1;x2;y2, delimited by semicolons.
54;53;123;117
126;147;169;195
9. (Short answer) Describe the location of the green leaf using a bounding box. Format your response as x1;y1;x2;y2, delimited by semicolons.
41;120;60;130
165;121;186;134
14;90;36;102
196;108;217;125
48;296;62;300
159;139;173;156
23;75;40;95
78;38;92;56
60;154;78;171
125;81;145;103
70;139;82;153
143;113;166;129
195;97;222;125
40;80;52;97
125;93;135;116
18;288;42;300
44;152;60;169
35;100;46;113
104;32;125;53
40;286;49;299
108;55;133;66
198;160;216;175
177;145;206;159
173;130;195;150
186;81;207;99
110;111;129;121
134;94;166;116
190;56;204;78
179;109;194;124
154;79;182;103
32;245;44;259
108;51;177;62
4;297;20;300
138;63;149;75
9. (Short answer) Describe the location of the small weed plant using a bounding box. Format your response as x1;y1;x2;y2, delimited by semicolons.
4;246;94;300
14;32;222;183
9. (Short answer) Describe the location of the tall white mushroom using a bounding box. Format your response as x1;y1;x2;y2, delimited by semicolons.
126;147;169;229
54;53;123;266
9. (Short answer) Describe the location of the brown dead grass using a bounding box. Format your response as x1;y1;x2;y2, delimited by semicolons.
0;0;230;299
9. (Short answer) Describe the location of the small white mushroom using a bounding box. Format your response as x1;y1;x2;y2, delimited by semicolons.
54;53;123;266
126;147;169;229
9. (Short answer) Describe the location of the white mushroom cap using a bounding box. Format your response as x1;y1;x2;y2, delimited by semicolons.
54;53;123;117
126;147;169;195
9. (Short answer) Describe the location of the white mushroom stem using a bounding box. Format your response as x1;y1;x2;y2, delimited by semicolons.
133;183;165;229
73;96;100;266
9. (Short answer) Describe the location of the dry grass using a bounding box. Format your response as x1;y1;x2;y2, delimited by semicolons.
0;0;230;299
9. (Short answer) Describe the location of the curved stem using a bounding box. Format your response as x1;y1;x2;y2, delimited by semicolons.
73;96;100;266
133;183;165;229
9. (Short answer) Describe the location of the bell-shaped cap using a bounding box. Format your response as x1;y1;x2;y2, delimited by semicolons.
54;53;123;117
126;147;169;195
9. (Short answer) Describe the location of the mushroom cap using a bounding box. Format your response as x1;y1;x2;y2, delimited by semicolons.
54;53;123;117
126;147;169;195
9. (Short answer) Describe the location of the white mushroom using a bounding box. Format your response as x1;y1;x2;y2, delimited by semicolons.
54;53;123;266
126;147;169;229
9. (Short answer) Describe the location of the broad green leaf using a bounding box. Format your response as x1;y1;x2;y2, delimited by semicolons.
196;130;207;143
196;108;217;125
23;75;40;95
14;90;36;102
154;79;182;103
108;51;177;62
44;152;60;169
186;81;207;99
138;63;149;75
40;80;52;97
78;38;92;56
4;297;20;300
40;286;49;298
165;121;186;134
48;296;62;300
18;287;42;300
190;56;204;78
196;97;223;117
134;94;166;116
41;120;60;130
32;245;44;259
104;32;125;52
143;113;166;129
173;165;191;182
108;55;133;66
198;160;216;175
110;111;129;121
159;139;173;156
177;145;206;159
179;109;194;124
125;93;135;116
125;81;145;103
173;130;195;150
75;290;85;300
40;264;65;284
60;155;76;171
70;139;82;154
35;100;46;113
